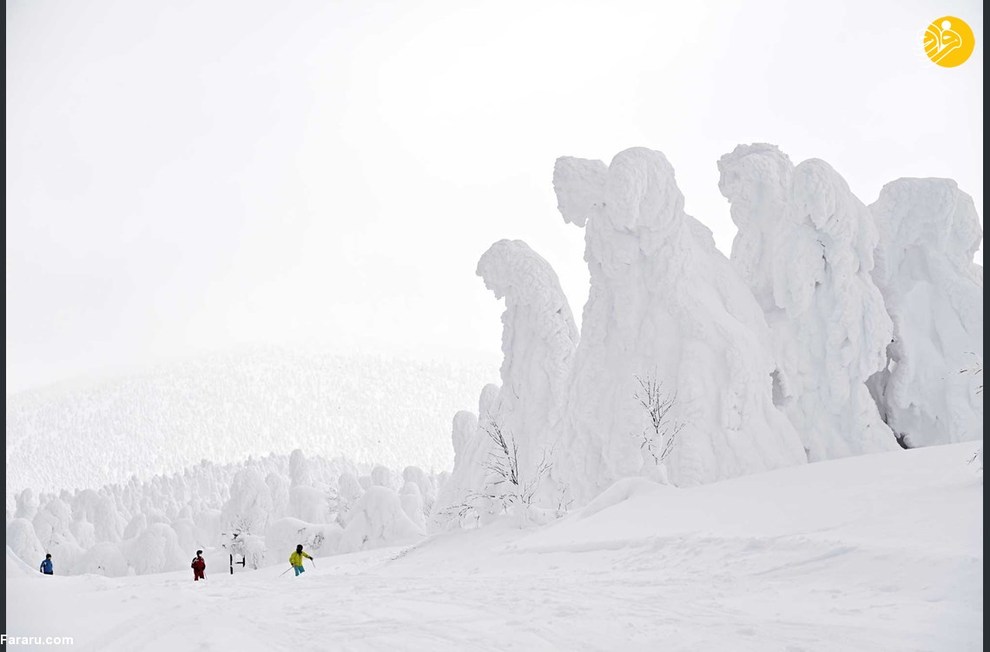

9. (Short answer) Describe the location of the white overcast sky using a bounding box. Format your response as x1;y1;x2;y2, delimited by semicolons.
6;0;984;393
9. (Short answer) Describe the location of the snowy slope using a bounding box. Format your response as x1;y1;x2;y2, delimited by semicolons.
6;443;981;651
5;346;497;495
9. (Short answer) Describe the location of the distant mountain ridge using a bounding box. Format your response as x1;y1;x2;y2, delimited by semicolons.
5;346;497;495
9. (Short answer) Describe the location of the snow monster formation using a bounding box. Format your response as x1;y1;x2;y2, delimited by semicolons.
430;240;578;529
868;178;983;446
552;147;805;502
476;240;579;502
717;144;897;461
430;385;500;529
431;242;579;523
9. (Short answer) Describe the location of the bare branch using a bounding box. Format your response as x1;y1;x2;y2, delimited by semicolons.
633;371;684;470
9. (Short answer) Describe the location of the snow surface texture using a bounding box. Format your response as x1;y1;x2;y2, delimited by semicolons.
6;443;981;651
5;450;433;576
718;144;897;461
551;148;806;500
869;178;984;447
5;346;496;495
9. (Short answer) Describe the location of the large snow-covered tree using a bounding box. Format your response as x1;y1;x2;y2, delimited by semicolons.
869;178;984;446
551;148;805;501
718;144;897;460
475;239;579;508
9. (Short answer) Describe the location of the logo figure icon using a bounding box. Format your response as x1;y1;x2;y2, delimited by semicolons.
924;16;974;67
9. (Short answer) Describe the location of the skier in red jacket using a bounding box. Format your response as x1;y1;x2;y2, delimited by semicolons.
191;550;206;581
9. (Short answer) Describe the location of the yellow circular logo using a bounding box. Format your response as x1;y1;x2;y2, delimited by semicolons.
924;16;975;67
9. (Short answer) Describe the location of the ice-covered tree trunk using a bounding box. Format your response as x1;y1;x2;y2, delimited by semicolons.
553;148;805;503
718;144;897;460
476;239;579;507
869;178;983;446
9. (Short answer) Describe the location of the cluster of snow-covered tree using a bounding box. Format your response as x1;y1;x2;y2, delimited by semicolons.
5;347;492;494
6;450;440;576
433;144;983;528
7;144;982;574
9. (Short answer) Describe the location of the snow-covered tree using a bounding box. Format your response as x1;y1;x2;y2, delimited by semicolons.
475;239;579;508
399;482;427;530
868;178;983;447
220;468;274;535
15;489;39;520
430;387;504;529
73;542;128;577
289;449;314;488
402;466;435;517
337;487;424;554
122;513;148;540
266;472;291;520
334;472;364;528
92;495;124;543
6;518;46;568
125;523;186;575
718;143;897;460
551;148;805;500
371;465;394;489
266;517;343;561
289;485;329;524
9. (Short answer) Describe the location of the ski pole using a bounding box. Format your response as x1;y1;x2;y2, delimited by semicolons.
279;566;292;577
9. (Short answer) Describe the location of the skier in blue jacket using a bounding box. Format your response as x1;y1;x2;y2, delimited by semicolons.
40;554;53;575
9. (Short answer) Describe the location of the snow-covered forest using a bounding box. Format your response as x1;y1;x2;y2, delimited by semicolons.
7;146;983;584
7;449;438;577
6;347;494;493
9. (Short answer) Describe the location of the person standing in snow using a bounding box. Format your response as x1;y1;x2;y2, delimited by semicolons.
39;553;54;575
289;544;312;576
191;550;206;581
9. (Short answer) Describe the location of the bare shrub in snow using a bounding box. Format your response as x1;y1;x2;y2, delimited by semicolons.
969;447;983;476
960;355;983;396
633;374;684;481
481;418;552;510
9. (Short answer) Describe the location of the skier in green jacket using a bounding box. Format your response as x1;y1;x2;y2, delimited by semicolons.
289;544;313;576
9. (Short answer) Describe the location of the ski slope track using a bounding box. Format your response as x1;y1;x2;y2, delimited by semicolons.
6;443;981;651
